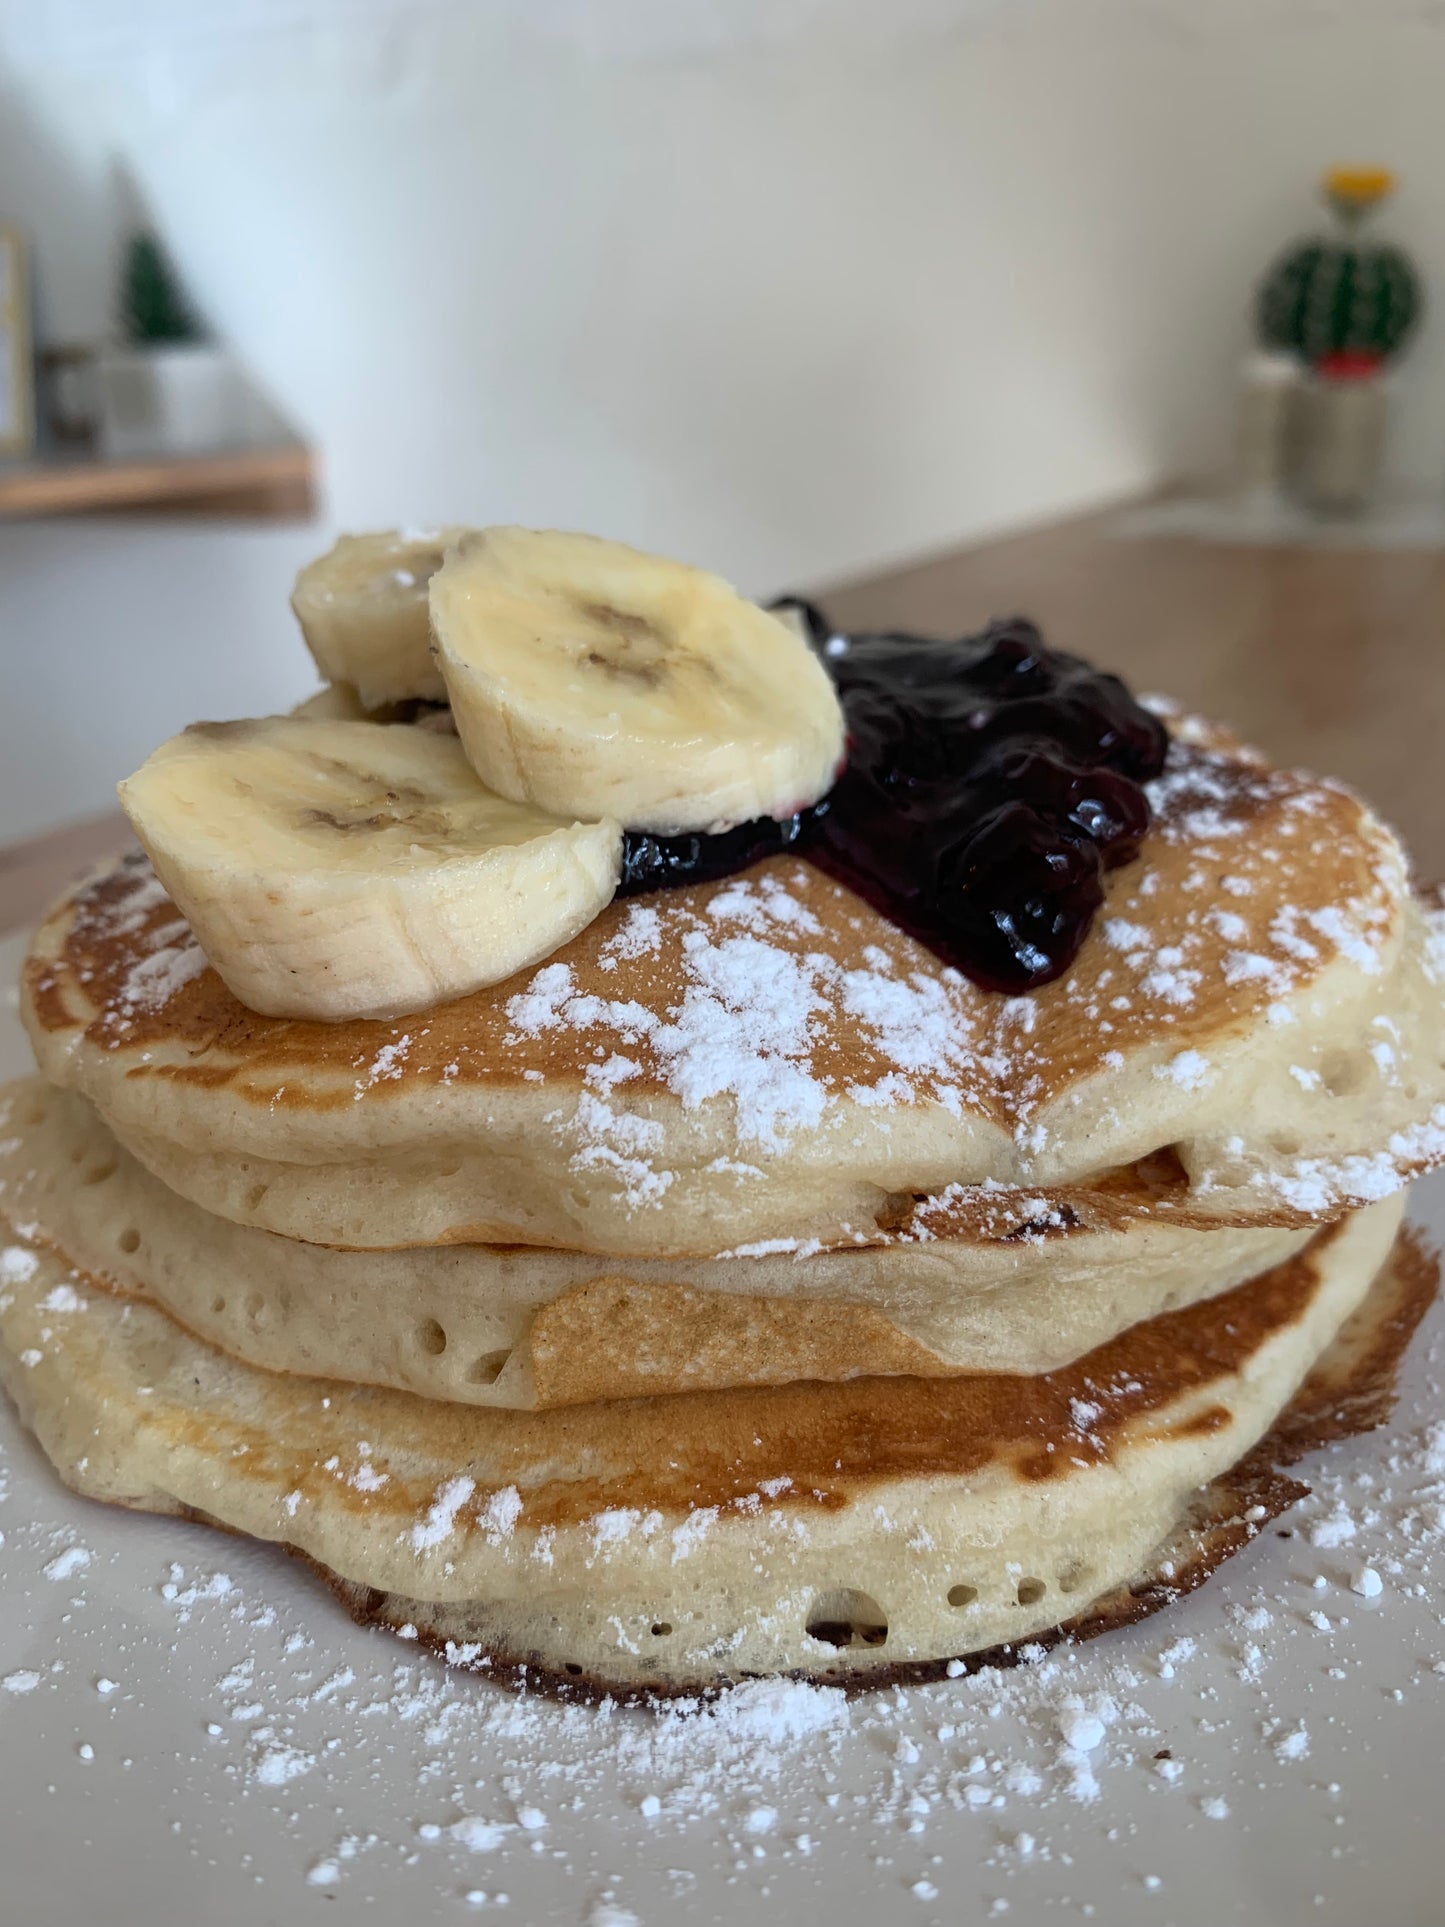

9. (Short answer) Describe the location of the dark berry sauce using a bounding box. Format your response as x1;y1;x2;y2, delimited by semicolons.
619;604;1168;994
619;811;812;895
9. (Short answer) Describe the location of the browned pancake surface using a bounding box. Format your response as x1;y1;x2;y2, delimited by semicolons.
142;1215;1351;1533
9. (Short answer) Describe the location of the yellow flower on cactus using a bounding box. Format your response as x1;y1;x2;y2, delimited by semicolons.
1323;166;1396;213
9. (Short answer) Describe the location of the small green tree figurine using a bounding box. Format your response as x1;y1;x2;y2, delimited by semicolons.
120;231;203;345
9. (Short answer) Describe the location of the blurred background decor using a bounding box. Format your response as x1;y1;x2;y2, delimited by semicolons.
1132;154;1437;545
36;340;98;444
3;1;1445;845
1232;348;1302;501
95;226;251;459
0;181;315;532
0;221;34;456
1256;165;1422;513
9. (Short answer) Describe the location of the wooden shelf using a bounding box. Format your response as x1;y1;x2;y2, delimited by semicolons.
0;442;317;521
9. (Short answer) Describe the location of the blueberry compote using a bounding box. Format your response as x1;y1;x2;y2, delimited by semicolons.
619;811;812;895
618;604;1168;994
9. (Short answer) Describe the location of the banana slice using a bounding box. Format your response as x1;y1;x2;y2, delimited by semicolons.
290;684;458;733
291;529;468;709
117;717;621;1022
290;682;370;721
430;527;846;835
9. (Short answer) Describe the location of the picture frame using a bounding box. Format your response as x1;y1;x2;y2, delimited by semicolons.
0;224;36;458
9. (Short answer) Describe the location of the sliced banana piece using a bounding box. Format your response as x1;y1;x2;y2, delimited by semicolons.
430;527;846;835
118;717;621;1023
290;682;370;721
291;529;469;709
290;683;458;733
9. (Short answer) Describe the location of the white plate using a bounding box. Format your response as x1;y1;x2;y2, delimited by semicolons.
1;924;1442;1927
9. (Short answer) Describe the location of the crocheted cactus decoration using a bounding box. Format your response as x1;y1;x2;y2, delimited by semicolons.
1257;168;1420;369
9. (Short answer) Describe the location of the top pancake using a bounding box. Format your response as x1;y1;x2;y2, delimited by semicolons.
21;715;1445;1256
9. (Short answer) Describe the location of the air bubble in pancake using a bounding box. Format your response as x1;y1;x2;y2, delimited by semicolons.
82;1160;117;1186
1321;1050;1370;1099
872;1191;919;1235
805;1589;888;1648
117;1228;141;1254
467;1349;509;1385
946;1584;978;1608
1016;1577;1047;1606
417;1318;448;1355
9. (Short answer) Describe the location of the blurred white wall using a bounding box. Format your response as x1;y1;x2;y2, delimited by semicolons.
2;0;1445;838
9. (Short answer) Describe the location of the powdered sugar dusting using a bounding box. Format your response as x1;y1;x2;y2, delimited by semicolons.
599;904;664;967
1;1247;39;1286
655;928;832;1146
62;856;210;1029
479;1486;523;1540
114;934;208;1016
354;1034;412;1094
1229;1108;1445;1216
504;867;993;1192
408;1476;476;1554
254;1740;316;1786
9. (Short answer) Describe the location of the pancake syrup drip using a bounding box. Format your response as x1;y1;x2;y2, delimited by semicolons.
618;606;1168;993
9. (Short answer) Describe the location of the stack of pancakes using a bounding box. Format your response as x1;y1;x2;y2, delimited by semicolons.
1;708;1442;1697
